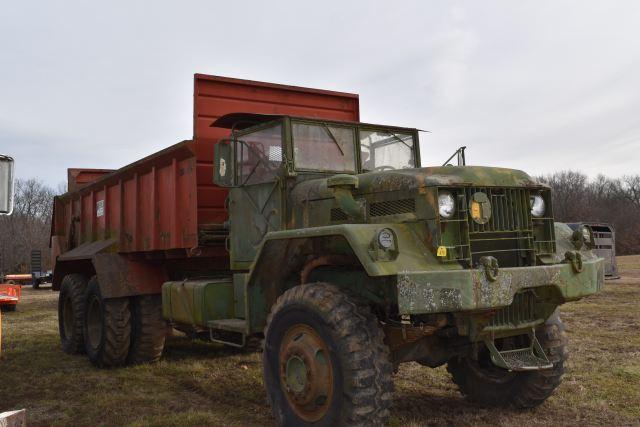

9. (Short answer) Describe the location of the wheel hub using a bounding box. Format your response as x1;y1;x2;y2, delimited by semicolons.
285;355;308;394
279;324;333;422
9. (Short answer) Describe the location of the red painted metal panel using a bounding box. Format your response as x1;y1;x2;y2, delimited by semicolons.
67;169;114;192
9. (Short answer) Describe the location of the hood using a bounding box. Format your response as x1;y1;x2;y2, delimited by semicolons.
291;166;544;202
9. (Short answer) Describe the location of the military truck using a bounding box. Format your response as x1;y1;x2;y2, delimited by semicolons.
51;75;603;426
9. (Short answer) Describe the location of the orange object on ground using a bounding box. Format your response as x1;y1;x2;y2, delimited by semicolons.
0;284;21;308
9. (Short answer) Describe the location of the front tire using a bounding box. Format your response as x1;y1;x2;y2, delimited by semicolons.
58;274;88;354
83;276;131;367
447;310;568;408
263;283;393;426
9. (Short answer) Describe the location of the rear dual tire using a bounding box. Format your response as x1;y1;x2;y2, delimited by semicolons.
128;294;166;364
58;274;166;366
84;277;131;367
58;274;88;354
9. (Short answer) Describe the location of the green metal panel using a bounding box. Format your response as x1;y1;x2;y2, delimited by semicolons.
228;180;283;268
396;256;604;315
233;273;247;318
162;279;235;327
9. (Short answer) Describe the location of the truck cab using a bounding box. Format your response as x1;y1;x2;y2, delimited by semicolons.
212;113;420;268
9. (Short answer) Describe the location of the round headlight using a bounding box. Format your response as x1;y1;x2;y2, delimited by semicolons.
530;194;545;217
438;191;456;218
378;228;395;249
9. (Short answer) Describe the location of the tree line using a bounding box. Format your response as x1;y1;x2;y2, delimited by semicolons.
539;171;640;255
0;179;56;275
0;171;638;274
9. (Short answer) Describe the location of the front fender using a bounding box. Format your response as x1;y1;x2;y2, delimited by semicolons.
249;223;456;280
244;223;450;333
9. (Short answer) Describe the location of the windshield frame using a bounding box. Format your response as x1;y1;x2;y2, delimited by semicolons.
291;118;358;174
232;119;285;185
358;126;419;173
228;117;421;181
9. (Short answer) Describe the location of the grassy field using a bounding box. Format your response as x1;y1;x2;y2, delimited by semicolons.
1;256;639;426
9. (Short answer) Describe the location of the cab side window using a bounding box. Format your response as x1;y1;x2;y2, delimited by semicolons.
237;124;283;185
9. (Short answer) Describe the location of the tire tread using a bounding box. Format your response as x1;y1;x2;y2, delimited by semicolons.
263;283;393;426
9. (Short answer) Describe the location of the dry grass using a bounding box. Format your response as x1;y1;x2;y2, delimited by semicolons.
1;256;639;426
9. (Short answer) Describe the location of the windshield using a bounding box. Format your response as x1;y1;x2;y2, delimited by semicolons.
237;124;283;185
360;130;415;172
293;122;356;173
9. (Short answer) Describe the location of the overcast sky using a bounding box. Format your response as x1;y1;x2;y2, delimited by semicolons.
1;1;639;187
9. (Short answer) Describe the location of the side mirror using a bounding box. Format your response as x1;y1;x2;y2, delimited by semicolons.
0;154;14;215
213;139;236;187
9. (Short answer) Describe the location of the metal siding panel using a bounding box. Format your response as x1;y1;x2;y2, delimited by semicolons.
177;156;198;248
95;188;106;240
157;163;173;249
139;170;154;251
107;184;119;239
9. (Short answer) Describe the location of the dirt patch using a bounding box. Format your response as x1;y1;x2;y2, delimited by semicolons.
0;256;638;425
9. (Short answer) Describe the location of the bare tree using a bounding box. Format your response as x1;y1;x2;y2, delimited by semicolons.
0;178;55;274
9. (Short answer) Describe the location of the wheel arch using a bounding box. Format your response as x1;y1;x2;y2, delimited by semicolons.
245;224;424;333
53;240;167;298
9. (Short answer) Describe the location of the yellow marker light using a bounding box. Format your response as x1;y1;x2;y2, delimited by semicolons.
437;246;447;257
471;201;481;221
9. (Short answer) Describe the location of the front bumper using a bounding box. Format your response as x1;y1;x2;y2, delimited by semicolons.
396;257;604;315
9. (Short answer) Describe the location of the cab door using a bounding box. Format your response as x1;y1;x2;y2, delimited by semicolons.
227;123;284;268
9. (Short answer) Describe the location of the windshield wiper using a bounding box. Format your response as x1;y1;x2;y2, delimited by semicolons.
322;124;344;155
389;132;413;150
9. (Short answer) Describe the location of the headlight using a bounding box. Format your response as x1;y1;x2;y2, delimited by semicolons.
378;228;395;249
438;191;456;218
530;194;545;217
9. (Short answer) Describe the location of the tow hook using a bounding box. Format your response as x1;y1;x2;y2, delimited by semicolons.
565;251;584;273
479;256;499;282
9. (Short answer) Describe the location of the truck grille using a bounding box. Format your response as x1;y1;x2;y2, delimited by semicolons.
464;188;530;233
488;291;538;328
437;187;555;268
464;187;535;267
369;198;415;217
330;207;348;221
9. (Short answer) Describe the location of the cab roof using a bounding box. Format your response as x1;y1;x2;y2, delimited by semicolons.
211;112;422;133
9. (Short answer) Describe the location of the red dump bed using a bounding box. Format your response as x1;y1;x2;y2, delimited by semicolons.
51;74;359;260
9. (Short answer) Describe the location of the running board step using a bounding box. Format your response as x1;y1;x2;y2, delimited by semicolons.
207;319;247;348
207;318;247;333
485;330;553;371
